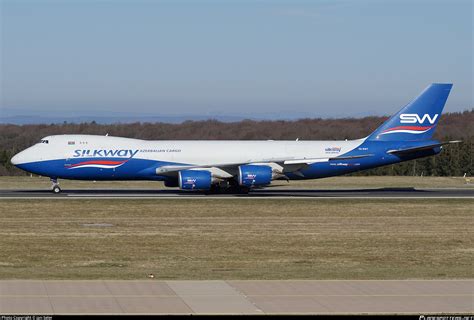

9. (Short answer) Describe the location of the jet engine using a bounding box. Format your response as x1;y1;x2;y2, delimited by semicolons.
238;165;273;187
178;170;212;190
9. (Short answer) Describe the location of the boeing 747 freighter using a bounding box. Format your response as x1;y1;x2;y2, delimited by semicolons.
11;84;459;193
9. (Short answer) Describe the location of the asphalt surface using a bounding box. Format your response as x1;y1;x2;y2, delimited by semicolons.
0;280;471;314
0;187;474;199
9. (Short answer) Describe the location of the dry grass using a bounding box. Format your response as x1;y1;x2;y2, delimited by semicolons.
0;199;472;280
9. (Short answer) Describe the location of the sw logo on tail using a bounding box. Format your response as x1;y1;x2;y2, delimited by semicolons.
400;113;439;124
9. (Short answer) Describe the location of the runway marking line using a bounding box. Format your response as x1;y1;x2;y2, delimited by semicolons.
1;294;470;297
3;279;470;281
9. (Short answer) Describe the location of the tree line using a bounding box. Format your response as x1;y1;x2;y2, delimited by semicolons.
0;109;472;176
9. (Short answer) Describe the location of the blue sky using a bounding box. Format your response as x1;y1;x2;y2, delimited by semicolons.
1;0;472;120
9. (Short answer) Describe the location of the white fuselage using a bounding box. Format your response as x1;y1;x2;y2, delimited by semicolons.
13;135;365;165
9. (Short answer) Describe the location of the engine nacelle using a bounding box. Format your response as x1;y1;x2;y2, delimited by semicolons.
178;170;212;190
238;165;273;187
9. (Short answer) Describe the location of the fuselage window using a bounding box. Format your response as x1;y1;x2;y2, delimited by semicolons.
68;141;75;145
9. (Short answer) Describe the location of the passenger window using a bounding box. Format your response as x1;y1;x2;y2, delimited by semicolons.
68;141;75;145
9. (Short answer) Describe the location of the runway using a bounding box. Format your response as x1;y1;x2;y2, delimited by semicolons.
1;187;474;199
0;280;471;314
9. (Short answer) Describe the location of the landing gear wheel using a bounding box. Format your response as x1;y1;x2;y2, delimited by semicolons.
236;186;250;195
52;185;62;194
50;178;61;194
226;180;250;195
225;185;250;195
208;184;223;194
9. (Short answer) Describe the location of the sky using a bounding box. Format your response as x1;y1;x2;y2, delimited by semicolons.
0;0;472;121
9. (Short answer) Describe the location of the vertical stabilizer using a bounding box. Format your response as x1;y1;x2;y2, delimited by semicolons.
367;83;452;141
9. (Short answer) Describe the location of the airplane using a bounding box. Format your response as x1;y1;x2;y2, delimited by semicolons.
11;83;460;194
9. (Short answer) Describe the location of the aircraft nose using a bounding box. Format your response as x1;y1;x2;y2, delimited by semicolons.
11;151;25;166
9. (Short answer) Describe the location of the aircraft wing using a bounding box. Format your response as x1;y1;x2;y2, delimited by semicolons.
155;154;374;177
387;140;461;156
156;161;250;176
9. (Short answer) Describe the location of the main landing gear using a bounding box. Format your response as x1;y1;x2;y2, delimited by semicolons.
206;181;250;194
50;178;62;194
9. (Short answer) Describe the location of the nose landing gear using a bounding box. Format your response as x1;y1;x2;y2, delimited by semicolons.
51;178;61;194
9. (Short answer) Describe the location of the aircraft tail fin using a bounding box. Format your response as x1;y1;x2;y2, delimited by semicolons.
367;83;452;141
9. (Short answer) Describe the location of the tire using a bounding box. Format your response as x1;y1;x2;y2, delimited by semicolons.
225;185;250;194
52;186;61;194
208;184;222;194
236;186;250;194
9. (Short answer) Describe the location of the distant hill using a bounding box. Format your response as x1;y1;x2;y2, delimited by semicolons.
0;112;320;125
0;115;257;125
0;109;472;176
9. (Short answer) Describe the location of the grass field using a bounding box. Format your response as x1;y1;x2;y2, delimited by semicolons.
0;198;472;280
0;175;472;190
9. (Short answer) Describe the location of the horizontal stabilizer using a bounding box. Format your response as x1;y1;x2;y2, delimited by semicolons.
387;140;461;156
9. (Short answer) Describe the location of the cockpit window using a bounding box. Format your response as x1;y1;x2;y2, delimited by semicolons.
39;139;49;144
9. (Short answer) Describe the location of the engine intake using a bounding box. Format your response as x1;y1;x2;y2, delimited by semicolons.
238;165;272;187
178;170;212;190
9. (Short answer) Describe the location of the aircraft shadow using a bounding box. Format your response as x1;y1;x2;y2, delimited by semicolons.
11;187;438;198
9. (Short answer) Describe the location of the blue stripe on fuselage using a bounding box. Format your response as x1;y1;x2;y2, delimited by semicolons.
15;157;179;181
